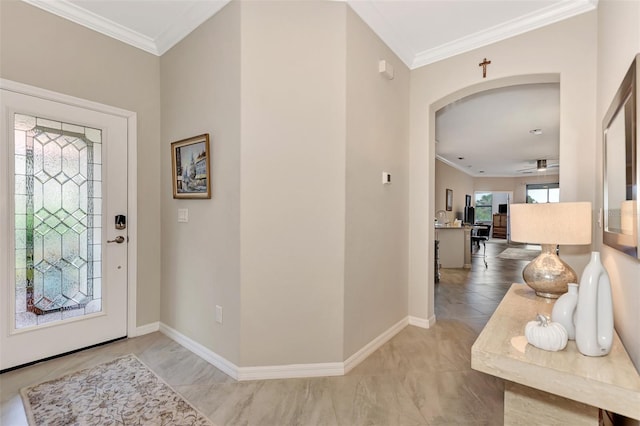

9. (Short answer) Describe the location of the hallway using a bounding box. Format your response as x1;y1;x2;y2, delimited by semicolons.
1;241;532;425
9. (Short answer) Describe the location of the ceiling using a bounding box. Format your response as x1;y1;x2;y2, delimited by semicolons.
436;83;560;178
22;0;597;65
21;0;596;177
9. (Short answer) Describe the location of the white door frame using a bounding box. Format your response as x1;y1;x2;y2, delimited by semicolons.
0;79;138;338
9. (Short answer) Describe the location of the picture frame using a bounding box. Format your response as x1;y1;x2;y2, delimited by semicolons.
446;188;453;211
171;134;211;199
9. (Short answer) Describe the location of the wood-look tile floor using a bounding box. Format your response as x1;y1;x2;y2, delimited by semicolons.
0;240;532;426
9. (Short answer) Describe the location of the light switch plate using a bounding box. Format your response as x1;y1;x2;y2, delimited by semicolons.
178;208;189;223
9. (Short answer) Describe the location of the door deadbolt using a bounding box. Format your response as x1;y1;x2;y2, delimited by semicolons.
115;215;126;230
107;236;126;244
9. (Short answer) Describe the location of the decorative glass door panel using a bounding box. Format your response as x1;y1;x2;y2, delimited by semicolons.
14;114;102;329
1;83;129;371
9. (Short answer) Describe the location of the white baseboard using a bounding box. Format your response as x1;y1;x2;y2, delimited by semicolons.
237;362;344;381
159;317;412;381
408;315;436;329
159;322;239;380
132;321;160;337
343;316;409;374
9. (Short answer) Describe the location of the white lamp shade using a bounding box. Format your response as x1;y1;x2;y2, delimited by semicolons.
510;202;592;245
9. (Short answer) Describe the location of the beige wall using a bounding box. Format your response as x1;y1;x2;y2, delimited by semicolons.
0;0;162;326
434;160;474;222
409;12;598;321
473;174;559;203
596;0;640;373
160;0;412;366
343;7;410;358
160;2;241;363
239;1;347;365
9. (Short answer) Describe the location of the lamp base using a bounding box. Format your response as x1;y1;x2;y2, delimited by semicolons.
522;244;578;299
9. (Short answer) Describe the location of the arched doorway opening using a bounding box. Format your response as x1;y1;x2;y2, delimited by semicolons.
427;73;561;322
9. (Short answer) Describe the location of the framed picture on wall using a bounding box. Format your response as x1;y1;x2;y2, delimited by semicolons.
446;188;453;211
171;134;211;199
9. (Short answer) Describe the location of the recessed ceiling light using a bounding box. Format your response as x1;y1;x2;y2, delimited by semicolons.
530;129;543;135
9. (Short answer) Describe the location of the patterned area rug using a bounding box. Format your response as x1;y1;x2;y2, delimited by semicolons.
21;354;214;426
497;247;541;261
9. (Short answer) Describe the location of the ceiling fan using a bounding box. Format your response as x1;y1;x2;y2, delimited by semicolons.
517;159;559;174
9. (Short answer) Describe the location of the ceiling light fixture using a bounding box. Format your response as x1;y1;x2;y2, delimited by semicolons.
530;129;543;135
537;159;547;171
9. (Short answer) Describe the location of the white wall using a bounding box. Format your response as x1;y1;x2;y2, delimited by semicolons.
239;1;347;366
409;12;598;321
343;7;410;359
596;0;640;373
160;2;241;363
0;0;162;327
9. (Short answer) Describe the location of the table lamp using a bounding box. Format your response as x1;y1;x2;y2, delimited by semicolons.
510;202;592;298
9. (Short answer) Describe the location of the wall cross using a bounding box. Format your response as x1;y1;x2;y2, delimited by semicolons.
479;58;491;78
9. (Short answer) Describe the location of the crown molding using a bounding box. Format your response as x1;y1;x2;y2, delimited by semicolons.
22;0;158;55
154;1;231;55
436;155;560;179
412;0;598;69
346;1;416;69
20;0;231;56
22;0;597;62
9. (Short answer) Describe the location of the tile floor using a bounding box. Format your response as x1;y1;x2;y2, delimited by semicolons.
0;240;533;425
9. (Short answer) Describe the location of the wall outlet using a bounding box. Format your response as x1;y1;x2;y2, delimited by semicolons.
215;305;223;324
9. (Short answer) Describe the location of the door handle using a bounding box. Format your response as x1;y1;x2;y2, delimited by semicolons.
107;236;126;244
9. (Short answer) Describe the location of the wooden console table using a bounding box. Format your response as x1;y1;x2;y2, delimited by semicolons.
472;284;640;425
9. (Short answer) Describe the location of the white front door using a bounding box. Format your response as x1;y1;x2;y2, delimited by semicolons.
1;85;129;371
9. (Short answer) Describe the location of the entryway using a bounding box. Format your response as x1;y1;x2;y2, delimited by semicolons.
0;81;135;371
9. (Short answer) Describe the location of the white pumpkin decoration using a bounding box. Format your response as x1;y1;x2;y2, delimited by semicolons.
525;314;568;352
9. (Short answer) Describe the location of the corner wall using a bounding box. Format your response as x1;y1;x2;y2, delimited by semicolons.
343;7;410;359
160;2;241;363
434;160;474;221
596;0;640;373
239;1;347;366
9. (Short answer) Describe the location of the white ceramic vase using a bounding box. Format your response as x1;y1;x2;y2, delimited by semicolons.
575;252;614;357
551;283;578;340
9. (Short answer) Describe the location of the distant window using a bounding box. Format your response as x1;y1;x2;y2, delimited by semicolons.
475;192;493;221
526;183;559;203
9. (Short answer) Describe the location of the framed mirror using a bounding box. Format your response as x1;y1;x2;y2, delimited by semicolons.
603;54;639;259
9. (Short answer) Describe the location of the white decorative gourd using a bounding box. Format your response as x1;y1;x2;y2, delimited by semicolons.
525;314;568;352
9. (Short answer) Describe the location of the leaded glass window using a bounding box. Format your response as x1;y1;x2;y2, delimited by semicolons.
14;114;102;329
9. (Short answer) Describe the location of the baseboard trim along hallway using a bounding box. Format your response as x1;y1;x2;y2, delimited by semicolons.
154;316;418;381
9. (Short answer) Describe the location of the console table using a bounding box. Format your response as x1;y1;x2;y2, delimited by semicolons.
472;284;640;425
